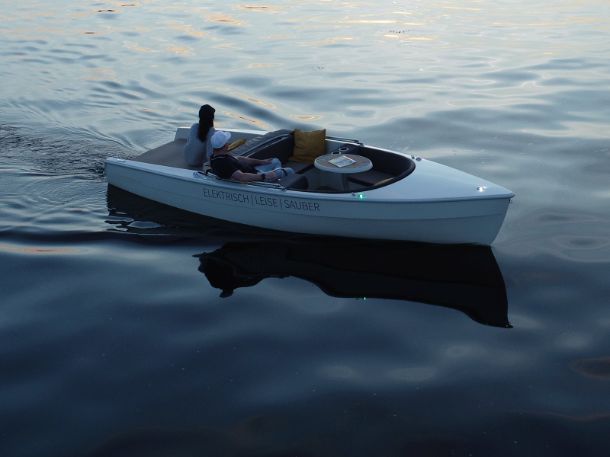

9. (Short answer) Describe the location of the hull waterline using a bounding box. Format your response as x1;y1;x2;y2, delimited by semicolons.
106;155;512;245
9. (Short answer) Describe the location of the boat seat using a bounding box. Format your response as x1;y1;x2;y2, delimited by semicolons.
347;149;416;188
347;169;393;186
284;161;314;174
278;173;308;190
245;131;314;174
203;167;308;190
233;129;294;158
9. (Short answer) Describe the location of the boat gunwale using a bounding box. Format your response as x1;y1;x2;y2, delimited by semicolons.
105;156;514;204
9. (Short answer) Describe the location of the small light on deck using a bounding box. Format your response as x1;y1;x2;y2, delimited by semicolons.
358;193;366;200
477;186;487;192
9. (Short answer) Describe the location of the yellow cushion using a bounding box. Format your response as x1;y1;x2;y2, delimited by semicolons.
291;128;326;163
228;138;246;151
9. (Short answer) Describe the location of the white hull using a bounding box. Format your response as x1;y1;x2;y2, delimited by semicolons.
106;164;510;244
106;134;513;245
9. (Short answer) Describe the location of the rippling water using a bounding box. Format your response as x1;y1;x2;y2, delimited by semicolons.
2;1;610;456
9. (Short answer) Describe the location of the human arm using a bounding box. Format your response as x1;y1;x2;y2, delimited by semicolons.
230;170;265;183
236;156;275;166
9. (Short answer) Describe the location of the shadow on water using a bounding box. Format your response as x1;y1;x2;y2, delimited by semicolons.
107;186;510;328
106;185;280;241
198;238;511;328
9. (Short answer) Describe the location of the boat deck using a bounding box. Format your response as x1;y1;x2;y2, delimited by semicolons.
132;130;415;193
134;138;197;169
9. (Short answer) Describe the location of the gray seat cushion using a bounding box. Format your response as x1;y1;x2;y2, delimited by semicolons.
233;129;293;158
285;161;314;174
278;173;308;190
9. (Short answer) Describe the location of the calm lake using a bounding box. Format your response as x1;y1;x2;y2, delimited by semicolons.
1;1;610;456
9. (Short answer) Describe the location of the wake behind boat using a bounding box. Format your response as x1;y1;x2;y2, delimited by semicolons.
105;127;514;245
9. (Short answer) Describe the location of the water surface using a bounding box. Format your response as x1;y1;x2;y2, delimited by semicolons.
1;1;610;456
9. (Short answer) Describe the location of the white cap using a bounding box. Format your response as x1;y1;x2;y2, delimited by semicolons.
211;130;231;149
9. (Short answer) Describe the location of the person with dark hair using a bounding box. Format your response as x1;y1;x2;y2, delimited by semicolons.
183;104;216;167
209;131;293;183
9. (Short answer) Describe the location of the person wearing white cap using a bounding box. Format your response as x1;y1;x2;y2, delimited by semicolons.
209;130;294;183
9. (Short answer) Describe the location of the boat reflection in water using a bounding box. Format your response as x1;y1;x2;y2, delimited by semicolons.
198;238;511;328
107;186;510;327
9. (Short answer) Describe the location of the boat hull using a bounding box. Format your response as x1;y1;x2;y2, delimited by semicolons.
105;158;511;245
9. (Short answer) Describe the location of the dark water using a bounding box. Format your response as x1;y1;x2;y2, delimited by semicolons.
2;2;610;456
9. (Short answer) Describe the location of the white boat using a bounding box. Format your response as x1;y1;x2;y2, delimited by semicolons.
105;127;514;245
